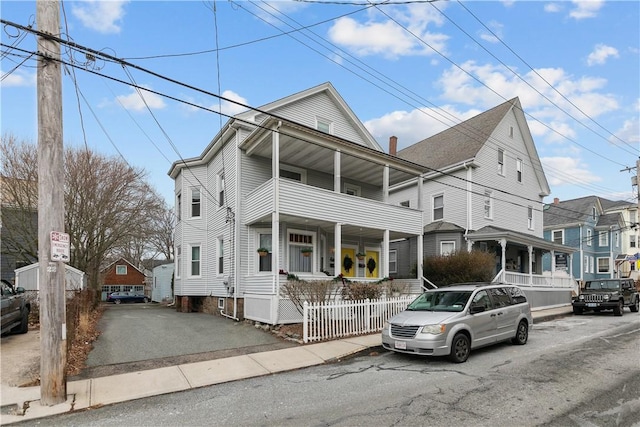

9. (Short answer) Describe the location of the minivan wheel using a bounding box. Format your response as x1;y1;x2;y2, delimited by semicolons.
613;300;623;316
114;299;122;305
449;333;470;363
511;320;528;345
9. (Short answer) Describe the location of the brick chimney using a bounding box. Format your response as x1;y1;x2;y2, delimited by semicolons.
553;197;559;205
389;136;398;156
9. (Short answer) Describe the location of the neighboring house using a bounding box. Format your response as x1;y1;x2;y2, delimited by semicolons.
169;82;430;324
14;262;86;291
152;263;174;303
600;199;639;279
100;257;147;301
543;196;625;282
388;97;577;307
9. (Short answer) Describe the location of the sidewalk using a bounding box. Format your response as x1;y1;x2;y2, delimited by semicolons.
0;305;572;425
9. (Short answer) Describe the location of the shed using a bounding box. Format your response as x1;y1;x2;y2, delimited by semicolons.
152;263;174;303
14;262;87;291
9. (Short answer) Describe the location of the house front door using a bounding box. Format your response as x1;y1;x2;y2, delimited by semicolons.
365;250;379;278
341;247;356;277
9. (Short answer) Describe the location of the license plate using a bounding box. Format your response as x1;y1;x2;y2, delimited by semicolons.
586;303;597;308
395;341;406;350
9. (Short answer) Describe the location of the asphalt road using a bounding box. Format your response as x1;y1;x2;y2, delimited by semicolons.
73;303;296;380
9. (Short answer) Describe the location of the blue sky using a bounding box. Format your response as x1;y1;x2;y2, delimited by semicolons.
2;0;638;207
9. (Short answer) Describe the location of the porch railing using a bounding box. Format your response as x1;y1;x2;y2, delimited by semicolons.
302;296;414;343
497;270;578;289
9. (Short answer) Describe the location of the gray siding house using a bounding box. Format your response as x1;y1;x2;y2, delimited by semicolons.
388;98;577;308
169;83;430;324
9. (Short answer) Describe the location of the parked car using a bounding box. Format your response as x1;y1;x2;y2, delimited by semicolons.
1;279;30;335
107;291;149;304
572;278;639;316
381;283;532;363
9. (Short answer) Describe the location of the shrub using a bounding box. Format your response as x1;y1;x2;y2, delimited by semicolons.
281;279;340;315
342;282;383;300
422;250;494;287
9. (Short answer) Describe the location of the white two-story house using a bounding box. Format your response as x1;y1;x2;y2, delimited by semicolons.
388;97;577;307
169;83;430;324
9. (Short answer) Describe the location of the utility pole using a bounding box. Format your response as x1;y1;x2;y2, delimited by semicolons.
37;0;67;405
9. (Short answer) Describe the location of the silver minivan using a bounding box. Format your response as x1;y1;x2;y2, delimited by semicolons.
381;283;532;363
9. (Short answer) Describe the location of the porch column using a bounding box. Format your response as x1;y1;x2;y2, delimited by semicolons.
334;150;341;193
568;253;573;278
417;231;424;281
383;229;390;278
272;123;281;324
417;174;423;210
499;238;506;282
550;250;556;282
383;164;389;203
527;245;533;286
334;223;342;276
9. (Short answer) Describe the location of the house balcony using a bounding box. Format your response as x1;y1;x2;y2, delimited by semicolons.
245;178;423;237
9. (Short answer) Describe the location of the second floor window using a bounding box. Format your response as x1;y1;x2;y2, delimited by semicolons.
586;229;592;246
552;230;563;244
631;235;637;248
498;149;505;176
217;173;225;208
527;206;534;230
516;158;522;182
176;193;182;221
433;194;444;221
599;231;608;247
484;191;492;219
191;187;201;218
116;265;127;275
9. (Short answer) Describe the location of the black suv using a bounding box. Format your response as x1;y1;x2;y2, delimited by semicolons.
572;278;639;316
1;279;31;335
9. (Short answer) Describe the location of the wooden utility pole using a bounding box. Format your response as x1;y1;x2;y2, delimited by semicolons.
37;0;67;405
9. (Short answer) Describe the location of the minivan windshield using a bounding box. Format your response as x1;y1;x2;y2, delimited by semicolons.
406;291;472;312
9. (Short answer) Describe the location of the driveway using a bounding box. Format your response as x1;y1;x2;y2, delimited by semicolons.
75;303;296;379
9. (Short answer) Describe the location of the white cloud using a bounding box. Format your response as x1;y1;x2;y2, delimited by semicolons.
209;90;249;117
116;86;165;111
479;21;504;44
364;105;481;150
611;117;640;147
544;3;562;13
0;70;35;87
569;0;604;20
587;44;619;66
327;4;448;59
72;0;129;34
541;156;601;186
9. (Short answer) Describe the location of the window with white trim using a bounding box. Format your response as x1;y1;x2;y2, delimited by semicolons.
288;231;314;273
590;256;594;273
584;255;589;273
190;245;201;277
484;190;493;219
116;265;127;275
399;200;410;207
217;238;224;275
552;230;564;244
176;245;181;278
527;206;534;230
389;250;397;274
217;173;225;208
258;233;272;272
498;149;505;176
614;231;619;247
516;158;522;182
440;241;455;256
176;193;182;221
597;257;610;273
592;206;596;221
433;194;444;221
631;235;637;248
316;117;332;134
191;187;201;218
280;165;307;184
509;126;514;138
598;231;608;247
586;229;592;246
344;183;361;196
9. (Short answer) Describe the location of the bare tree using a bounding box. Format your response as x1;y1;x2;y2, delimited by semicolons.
148;204;175;261
1;134;167;290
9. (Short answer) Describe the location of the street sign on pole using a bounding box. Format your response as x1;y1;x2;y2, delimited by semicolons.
50;231;70;262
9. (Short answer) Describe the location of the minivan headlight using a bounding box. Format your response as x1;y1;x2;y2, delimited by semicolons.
421;324;446;335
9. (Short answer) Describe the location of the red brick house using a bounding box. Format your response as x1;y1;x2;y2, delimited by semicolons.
100;258;147;301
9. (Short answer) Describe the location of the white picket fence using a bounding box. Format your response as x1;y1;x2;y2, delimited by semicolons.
302;295;415;343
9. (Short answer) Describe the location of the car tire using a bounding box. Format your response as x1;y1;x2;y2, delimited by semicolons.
631;297;639;313
613;299;623;316
114;299;122;304
449;333;470;363
573;306;583;315
511;320;528;345
14;308;29;334
143;297;149;303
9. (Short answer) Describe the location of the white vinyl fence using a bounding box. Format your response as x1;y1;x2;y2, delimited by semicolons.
302;296;414;343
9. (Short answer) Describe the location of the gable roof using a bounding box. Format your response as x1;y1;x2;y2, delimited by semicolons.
543;195;606;229
468;225;576;253
396;98;515;170
101;257;145;275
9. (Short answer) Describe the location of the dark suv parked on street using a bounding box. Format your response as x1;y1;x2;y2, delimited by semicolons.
572;278;639;316
1;279;30;335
